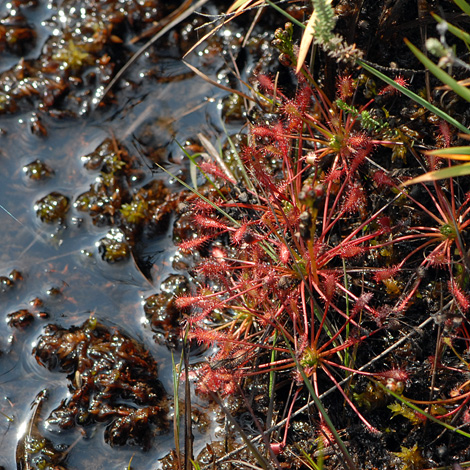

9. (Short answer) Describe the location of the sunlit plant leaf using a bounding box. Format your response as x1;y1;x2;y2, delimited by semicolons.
405;39;470;103
453;0;470;16
357;59;470;134
432;13;470;46
403;162;470;185
296;10;317;74
227;0;263;14
427;146;470;159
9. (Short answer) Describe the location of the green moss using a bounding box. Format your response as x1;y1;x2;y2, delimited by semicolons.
121;198;149;224
53;40;92;70
388;402;424;426
353;382;387;411
23;160;54;181
35;192;70;223
98;228;130;262
393;444;426;470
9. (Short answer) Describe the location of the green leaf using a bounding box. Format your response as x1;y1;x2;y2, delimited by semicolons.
453;0;470;16
265;0;305;29
229;0;251;9
357;59;470;134
406;38;470;103
432;13;470;46
403;162;470;185
427;146;470;159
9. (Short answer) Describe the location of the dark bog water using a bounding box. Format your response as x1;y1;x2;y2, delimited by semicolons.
0;0;262;467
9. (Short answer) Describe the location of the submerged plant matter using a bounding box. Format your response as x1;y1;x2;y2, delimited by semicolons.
33;318;167;449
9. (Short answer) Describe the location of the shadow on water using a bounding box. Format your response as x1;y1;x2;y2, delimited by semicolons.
0;0;247;467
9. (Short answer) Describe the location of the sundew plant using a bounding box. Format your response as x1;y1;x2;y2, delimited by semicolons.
171;0;470;468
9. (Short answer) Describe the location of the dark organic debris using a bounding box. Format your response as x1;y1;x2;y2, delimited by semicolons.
8;309;35;329
0;0;174;117
143;274;189;348
34;192;70;223
33;318;167;449
16;389;69;470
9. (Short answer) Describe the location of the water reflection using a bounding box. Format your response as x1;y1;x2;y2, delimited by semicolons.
0;22;227;470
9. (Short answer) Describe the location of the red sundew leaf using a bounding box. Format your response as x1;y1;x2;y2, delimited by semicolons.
379;75;409;95
211;246;226;260
373;265;400;283
257;73;276;93
196;259;229;279
336;74;354;101
436;120;452;148
448;280;470;312
193;214;229;231
345;132;371;151
342;184;366;214
190;198;216;214
320;272;338;301
279;243;290;264
349;143;374;173
271;122;289;147
374;368;409;382
325;167;346;182
426;251;447;267
351;292;374;317
295;85;312;112
282;100;301;119
174;295;205;309
231;223;248;245
339;244;365;259
186;305;220;324
178;234;213;252
251;126;274;139
187;326;230;346
372;170;395;187
198;161;236;184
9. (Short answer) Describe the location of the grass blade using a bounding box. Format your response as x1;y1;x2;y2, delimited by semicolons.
405;38;470;103
432;13;470;46
426;146;470;158
454;0;470;15
402;162;470;184
377;380;470;439
296;10;316;74
357;59;470;134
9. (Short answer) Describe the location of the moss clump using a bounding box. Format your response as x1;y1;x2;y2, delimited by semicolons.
393;444;427;470
98;228;130;262
52;40;93;71
23;160;54;181
120;198;149;224
35;192;69;223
